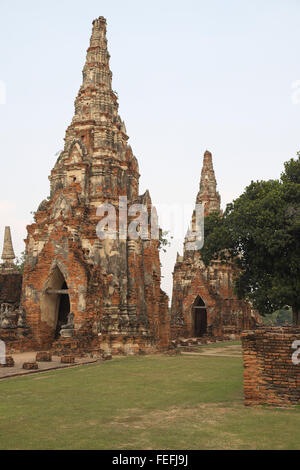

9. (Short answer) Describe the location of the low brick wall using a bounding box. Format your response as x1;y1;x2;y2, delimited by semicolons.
242;327;300;406
0;329;38;353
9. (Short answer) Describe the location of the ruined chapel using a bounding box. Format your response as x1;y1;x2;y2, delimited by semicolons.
171;150;261;340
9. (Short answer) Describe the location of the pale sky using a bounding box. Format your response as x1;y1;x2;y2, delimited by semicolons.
1;0;300;298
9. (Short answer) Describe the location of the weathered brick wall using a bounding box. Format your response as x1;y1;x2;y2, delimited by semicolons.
242;327;300;406
0;329;38;353
0;272;33;351
0;273;22;305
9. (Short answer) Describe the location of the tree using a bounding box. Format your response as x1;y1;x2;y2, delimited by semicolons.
15;251;26;274
263;309;293;326
200;155;300;325
159;230;173;253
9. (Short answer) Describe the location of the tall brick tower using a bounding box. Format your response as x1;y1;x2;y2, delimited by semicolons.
22;17;169;353
171;151;260;339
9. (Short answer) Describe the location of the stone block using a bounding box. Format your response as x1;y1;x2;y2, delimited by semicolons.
0;355;15;367
61;356;75;364
23;362;38;370
101;352;112;361
36;352;52;362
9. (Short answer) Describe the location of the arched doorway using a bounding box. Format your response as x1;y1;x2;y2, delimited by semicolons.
40;266;71;340
55;281;70;338
192;296;207;337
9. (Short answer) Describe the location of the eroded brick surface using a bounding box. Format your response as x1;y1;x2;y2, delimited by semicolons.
22;362;38;370
0;356;15;367
0;264;37;351
242;327;300;406
61;356;75;364
0;273;22;306
36;352;52;362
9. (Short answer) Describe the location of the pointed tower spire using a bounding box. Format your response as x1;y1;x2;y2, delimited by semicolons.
71;16;119;126
51;17;138;200
1;226;16;270
82;17;112;91
196;150;221;216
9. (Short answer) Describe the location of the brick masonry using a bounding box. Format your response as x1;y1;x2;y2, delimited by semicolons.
36;352;52;362
171;151;261;339
0;272;22;306
0;356;15;367
242;327;300;406
22;362;39;370
61;356;75;364
0;267;38;352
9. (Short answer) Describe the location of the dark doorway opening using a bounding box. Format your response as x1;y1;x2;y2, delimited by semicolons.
55;281;70;338
193;296;207;337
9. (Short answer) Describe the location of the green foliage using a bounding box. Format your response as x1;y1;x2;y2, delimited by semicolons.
262;309;293;326
200;154;300;322
159;230;173;253
15;251;26;274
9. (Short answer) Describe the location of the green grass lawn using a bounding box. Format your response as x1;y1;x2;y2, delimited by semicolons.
0;351;300;450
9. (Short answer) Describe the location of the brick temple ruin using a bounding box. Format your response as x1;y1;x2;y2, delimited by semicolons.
0;17;262;359
2;17;170;355
171;151;261;340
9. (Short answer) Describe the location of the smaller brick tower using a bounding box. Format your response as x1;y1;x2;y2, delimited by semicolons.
171;151;260;339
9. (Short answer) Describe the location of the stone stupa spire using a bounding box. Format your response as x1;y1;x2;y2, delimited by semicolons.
196;150;221;217
82;17;112;90
1;226;16;271
183;151;221;253
71;16;120;126
51;16;138;201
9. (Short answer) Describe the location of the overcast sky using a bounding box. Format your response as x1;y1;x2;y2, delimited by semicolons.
1;0;300;298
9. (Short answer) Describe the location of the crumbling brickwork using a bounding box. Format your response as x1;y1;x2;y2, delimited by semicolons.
0;226;22;308
242;327;300;406
0;273;22;307
0;226;36;352
21;17;170;354
171;151;261;339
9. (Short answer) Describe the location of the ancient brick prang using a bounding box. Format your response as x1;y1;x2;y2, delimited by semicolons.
171;151;261;340
242;327;300;406
21;17;170;354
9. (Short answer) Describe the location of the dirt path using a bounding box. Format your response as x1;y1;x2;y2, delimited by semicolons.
182;344;242;358
0;351;98;380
